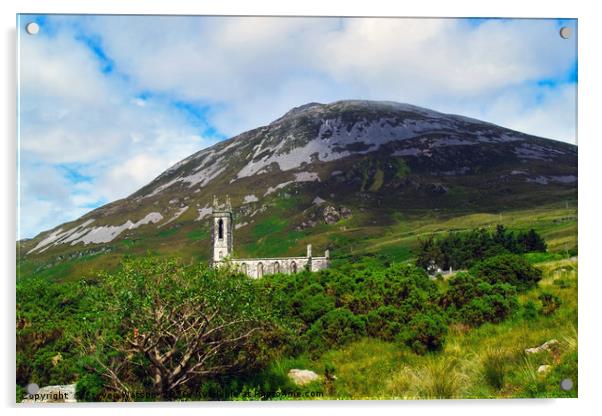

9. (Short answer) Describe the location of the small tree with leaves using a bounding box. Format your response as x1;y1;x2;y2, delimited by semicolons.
78;256;272;401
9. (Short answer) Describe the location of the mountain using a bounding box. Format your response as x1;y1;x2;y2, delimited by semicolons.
18;100;577;279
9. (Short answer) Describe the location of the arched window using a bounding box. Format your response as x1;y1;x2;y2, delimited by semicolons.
219;251;223;259
218;218;224;239
274;262;280;273
291;261;297;273
257;262;263;278
241;263;247;274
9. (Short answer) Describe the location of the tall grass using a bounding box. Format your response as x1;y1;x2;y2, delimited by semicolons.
481;348;510;390
386;356;467;399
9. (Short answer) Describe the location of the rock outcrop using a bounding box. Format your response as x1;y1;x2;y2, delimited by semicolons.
288;369;320;386
525;339;560;355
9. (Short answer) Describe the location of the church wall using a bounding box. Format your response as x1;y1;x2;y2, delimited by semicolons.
224;256;329;279
210;198;330;279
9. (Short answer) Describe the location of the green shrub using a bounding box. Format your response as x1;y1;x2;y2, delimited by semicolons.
539;292;562;316
462;285;518;327
553;278;572;289
470;254;542;291
402;308;447;354
291;283;335;324
442;272;518;327
76;371;105;402
521;300;539;320
306;308;366;353
365;306;403;341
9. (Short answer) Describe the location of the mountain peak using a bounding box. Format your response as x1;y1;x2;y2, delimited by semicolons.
19;99;577;258
270;99;469;126
271;102;324;124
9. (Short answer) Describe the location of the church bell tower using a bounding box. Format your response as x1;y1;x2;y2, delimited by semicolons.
211;195;233;264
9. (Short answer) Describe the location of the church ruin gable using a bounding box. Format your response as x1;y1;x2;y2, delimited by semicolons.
211;196;330;278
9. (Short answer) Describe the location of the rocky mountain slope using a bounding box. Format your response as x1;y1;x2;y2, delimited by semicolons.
18;100;577;278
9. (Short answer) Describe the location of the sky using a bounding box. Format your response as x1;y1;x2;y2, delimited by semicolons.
17;15;577;239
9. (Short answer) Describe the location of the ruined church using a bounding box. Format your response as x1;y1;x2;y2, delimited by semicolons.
211;197;330;278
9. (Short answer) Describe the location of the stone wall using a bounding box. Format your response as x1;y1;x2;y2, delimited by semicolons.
224;256;329;279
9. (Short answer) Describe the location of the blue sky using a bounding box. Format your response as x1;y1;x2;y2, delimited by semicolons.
17;15;577;239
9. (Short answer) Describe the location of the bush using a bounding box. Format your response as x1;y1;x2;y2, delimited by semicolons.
521;300;539;321
402;308;447;354
78;256;276;400
462;285;518;327
306;308;366;353
365;306;404;341
470;254;542;291
261;262;442;354
553;278;572;289
539;292;562;316
442;272;518;327
76;371;105;402
290;283;335;324
416;225;547;271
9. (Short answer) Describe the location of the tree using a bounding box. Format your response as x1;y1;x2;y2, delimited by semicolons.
79;256;272;401
470;254;542;291
415;227;547;272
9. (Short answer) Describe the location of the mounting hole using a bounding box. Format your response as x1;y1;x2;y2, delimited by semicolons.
26;383;40;395
560;378;573;391
559;26;571;40
25;22;40;35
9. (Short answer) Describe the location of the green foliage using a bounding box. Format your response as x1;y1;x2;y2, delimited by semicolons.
416;225;547;271
259;262;443;355
16;385;26;402
402;309;448;354
442;271;518;327
80;256;276;400
16;275;88;390
306;308;366;354
291;283;335;324
76;371;105;402
16;246;576;401
482;348;509;390
521;300;539;321
553;278;572;289
471;254;542;291
365;306;403;341
539;292;562;316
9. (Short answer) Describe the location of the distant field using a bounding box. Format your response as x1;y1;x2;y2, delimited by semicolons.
17;201;577;283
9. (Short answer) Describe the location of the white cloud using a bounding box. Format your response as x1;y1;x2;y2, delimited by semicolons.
18;15;577;238
18;20;217;238
85;16;577;137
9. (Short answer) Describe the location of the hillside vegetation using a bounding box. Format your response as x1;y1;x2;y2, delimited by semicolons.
18;100;577;285
16;100;577;401
17;201;577;284
17;238;577;401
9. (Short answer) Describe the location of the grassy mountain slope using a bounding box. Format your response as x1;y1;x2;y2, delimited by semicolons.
17;100;577;281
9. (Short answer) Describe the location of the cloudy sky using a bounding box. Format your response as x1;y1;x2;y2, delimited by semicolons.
17;15;577;239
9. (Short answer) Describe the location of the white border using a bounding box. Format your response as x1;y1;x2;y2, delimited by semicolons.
2;1;600;415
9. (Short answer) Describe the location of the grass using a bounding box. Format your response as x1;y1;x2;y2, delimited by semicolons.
18;200;577;283
274;257;578;400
